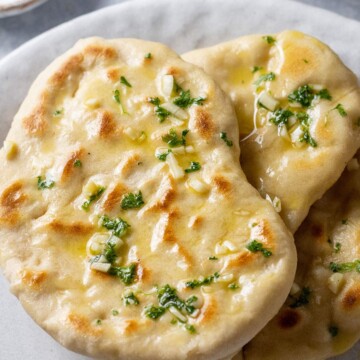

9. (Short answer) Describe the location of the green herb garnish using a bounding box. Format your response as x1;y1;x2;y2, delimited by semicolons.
100;215;130;237
185;162;201;173
162;129;189;147
96;319;102;325
288;85;314;107
123;292;140;306
251;66;263;73
158;285;196;315
297;112;317;147
208;256;218;261
103;241;117;264
53;109;63;116
329;325;339;337
82;186;105;211
173;89;206;108
145;53;152;59
148;97;171;122
37;176;55;190
254;72;276;87
303;59;309;64
334;242;341;253
74;159;82;167
269;108;294;127
246;240;272;257
113;89;128;114
109;263;137;285
157;149;172;161
290;287;311;308
121;191;144;210
318;89;332;100
262;35;276;44
334;104;347;117
185;324;196;334
145;305;166;320
220;132;233;147
120;76;132;88
185;272;220;289
228;283;239;290
112;309;119;316
329;260;360;273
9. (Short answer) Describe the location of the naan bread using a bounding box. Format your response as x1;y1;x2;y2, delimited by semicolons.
0;38;296;360
183;30;360;233
243;151;360;359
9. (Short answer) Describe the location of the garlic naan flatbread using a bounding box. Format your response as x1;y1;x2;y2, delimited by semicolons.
183;30;360;233
0;38;296;360
243;152;360;359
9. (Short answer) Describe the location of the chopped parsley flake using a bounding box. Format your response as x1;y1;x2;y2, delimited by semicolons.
113;89;128;114
252;66;263;73
228;283;239;290
262;35;276;44
145;305;165;320
162;129;189;147
246;240;272;257
173;89;206;108
100;215;130;237
334;104;347;117
290;287;311;308
254;72;276;87
120;76;132;88
185;272;220;289
288;85;314;107
185;324;196;334
109;263;137;285
208;256;218;261
121;191;144;210
112;309;119;316
220;132;233;147
148;97;171;122
334;242;342;253
157;149;172;161
318;89;332;100
269;108;294;127
145;53;152;59
185;162;201;173
328;325;339;337
113;89;121;104
329;260;360;273
103;241;117;263
53;109;63;116
96;319;102;325
303;59;309;64
37;176;55;190
158;285;196;315
81;186;105;211
297;112;317;147
74;159;82;167
123;292;140;306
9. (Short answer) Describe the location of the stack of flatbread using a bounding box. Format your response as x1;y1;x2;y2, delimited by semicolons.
0;30;359;359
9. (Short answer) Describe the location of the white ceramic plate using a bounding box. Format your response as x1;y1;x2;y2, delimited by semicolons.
0;0;48;18
0;0;359;359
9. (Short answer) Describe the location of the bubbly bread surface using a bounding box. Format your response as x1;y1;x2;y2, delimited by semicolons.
0;38;296;360
183;30;360;233
243;151;360;360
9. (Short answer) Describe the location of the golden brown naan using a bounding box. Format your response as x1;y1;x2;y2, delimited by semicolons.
183;30;360;233
0;38;296;360
243;151;360;359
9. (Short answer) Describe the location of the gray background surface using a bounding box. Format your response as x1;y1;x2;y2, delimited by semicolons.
0;0;360;60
